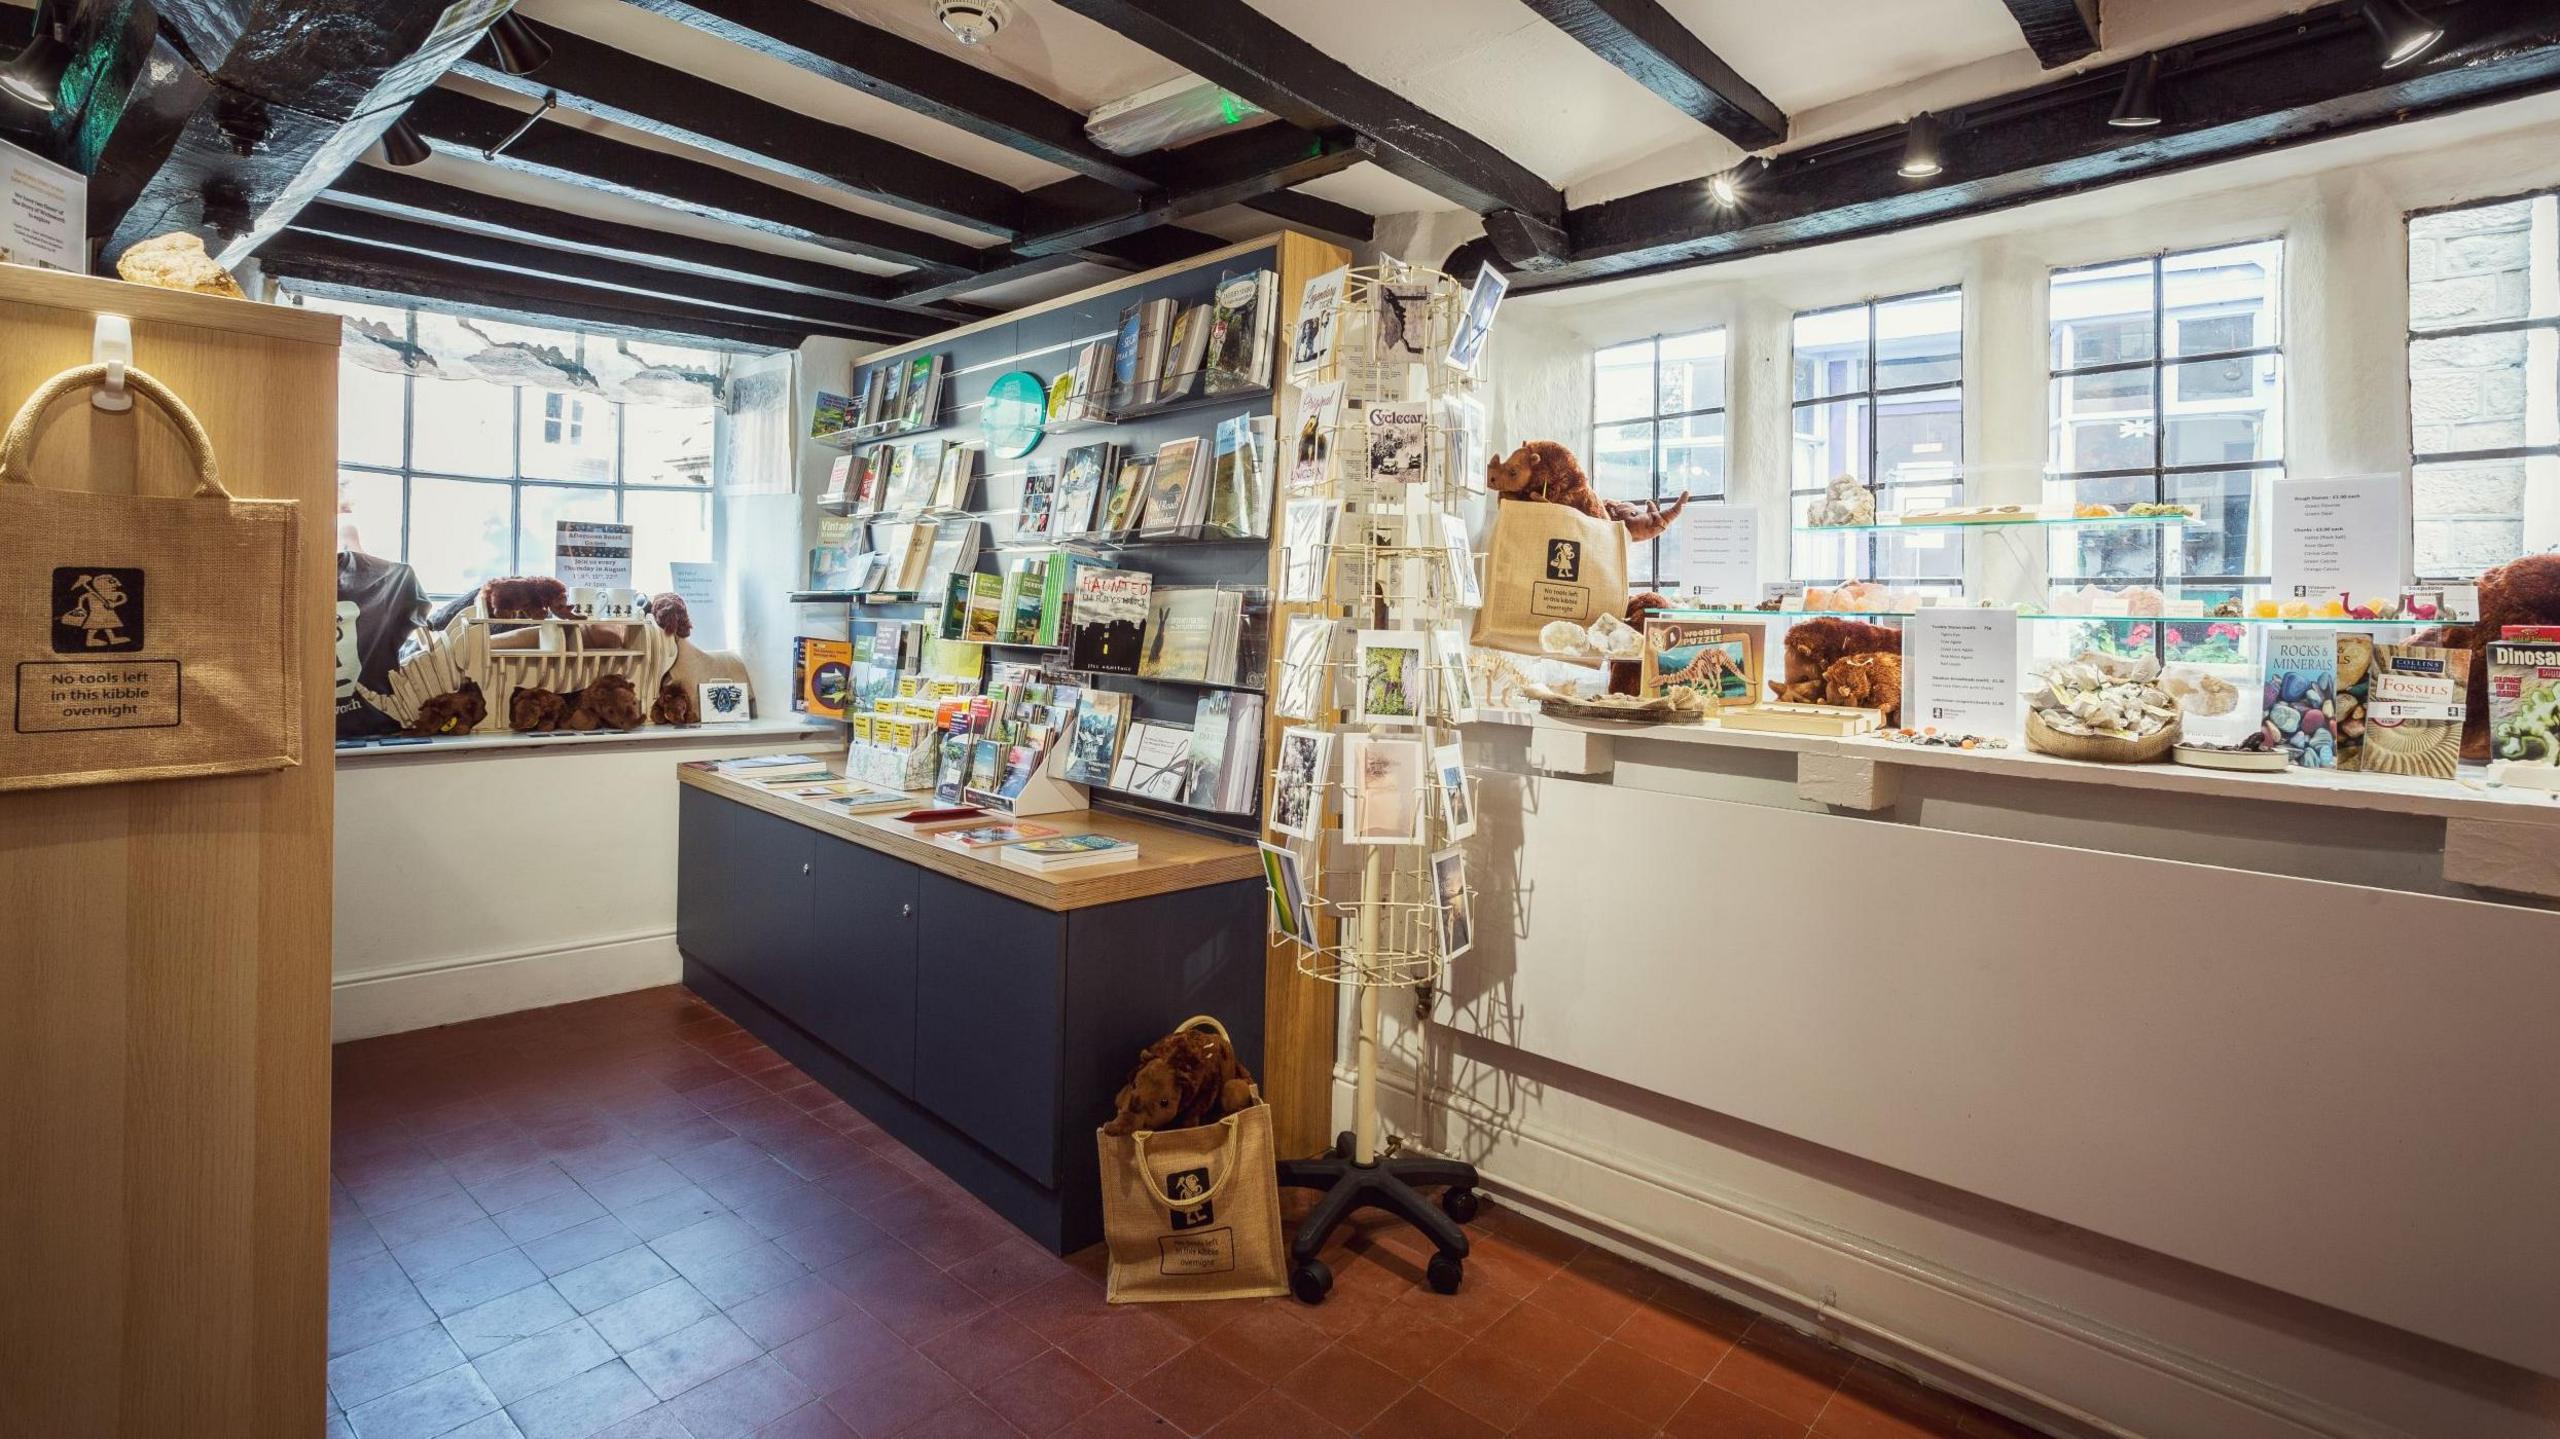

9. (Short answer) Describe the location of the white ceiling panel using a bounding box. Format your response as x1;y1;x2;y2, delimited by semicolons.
1666;0;2024;116
815;0;1190;112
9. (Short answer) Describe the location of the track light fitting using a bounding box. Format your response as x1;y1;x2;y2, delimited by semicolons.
1898;113;1944;180
0;8;69;114
2109;54;2162;128
485;14;552;77
380;118;431;168
2360;0;2442;69
1708;156;1767;208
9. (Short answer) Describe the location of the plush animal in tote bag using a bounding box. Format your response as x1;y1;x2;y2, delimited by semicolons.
1103;1021;1261;1137
1486;439;1689;541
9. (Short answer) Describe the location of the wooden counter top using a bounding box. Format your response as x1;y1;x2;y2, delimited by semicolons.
679;766;1262;913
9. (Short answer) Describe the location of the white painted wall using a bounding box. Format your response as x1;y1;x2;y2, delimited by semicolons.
1346;93;2560;1439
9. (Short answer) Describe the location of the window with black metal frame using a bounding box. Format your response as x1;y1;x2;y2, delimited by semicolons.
1590;328;1730;590
1790;287;1965;591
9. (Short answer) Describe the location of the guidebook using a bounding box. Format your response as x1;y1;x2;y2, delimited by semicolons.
933;820;1064;852
1068;568;1153;673
1000;833;1143;872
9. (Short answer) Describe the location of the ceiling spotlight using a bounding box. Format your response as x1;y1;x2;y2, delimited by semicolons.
380;118;431;168
2360;0;2442;69
1708;155;1769;208
937;0;1008;46
0;6;69;114
2109;54;2162;128
485;14;552;77
1898;113;1944;180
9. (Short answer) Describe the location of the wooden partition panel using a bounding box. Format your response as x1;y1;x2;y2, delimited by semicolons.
0;268;337;1437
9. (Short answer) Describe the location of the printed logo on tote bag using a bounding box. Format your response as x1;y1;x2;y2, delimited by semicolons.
1164;1166;1215;1230
1543;539;1582;582
51;567;145;654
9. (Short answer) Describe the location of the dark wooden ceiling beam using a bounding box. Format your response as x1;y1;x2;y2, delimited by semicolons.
404;88;983;278
1242;189;1375;243
889;226;1229;308
1998;0;2102;68
289;201;944;342
616;0;1157;190
453;18;1020;238
1019;127;1371;256
264;237;815;350
320;165;984;323
1482;0;2560;291
1049;0;1562;230
1520;0;1785;150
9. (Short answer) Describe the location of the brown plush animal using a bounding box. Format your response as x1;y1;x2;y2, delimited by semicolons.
1607;592;1679;695
1103;1021;1260;1137
405;679;486;737
565;674;646;733
509;686;568;733
479;575;574;619
649;592;694;640
649;679;697;727
1771;617;1902;706
1822;650;1904;723
1485;440;1689;542
2415;553;2560;760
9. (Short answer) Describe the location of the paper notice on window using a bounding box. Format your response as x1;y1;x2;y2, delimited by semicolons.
668;561;725;649
1;138;86;273
555;521;634;588
1677;504;1758;605
2274;475;2406;603
1903;608;2020;740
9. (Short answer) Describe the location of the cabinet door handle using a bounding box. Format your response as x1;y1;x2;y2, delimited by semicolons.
900;903;914;919
801;862;812;876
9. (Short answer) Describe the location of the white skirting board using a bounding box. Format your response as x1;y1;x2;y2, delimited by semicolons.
331;930;681;1042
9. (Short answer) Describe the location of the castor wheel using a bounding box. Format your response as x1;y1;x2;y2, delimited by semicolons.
1291;1259;1335;1305
1332;1130;1357;1159
1427;1251;1464;1295
1440;1187;1480;1224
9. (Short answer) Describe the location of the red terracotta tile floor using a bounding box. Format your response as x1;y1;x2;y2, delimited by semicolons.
328;987;2047;1439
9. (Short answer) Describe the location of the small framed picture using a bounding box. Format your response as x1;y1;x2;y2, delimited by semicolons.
698;680;750;723
1354;629;1429;726
1341;733;1427;845
1431;847;1473;959
1260;841;1312;944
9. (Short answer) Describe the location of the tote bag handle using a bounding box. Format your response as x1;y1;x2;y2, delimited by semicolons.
1127;1013;1258;1214
0;363;229;500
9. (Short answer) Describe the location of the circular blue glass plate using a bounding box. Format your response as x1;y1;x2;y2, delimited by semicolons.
981;369;1047;459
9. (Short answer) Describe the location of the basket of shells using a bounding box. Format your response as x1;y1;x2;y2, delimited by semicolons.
2023;653;2181;763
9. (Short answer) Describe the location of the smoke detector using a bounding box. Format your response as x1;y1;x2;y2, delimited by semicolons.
937;0;1007;45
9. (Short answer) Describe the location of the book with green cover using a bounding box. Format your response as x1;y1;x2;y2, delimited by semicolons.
1001;554;1050;645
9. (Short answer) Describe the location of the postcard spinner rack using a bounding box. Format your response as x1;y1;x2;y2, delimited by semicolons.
1267;261;1488;1304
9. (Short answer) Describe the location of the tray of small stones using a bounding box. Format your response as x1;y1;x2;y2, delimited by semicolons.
2172;740;2291;772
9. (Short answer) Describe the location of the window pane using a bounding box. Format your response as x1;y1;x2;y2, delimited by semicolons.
1594;341;1654;424
1658;412;1726;502
408;477;513;596
1592;420;1653;506
1875;291;1961;389
625;488;713;594
1792;397;1869;489
2165;240;2282;352
1877;388;1961;483
338;470;402;558
2054;520;2160;585
520;392;619;483
340;363;405;470
520;485;620;573
2409;195;2557;333
2163;357;2282;466
1793;308;1867;399
2410;326;2556;457
2413;456;2537;578
2051;259;2155;369
1659;329;1726;415
2166;468;2271;580
411;378;514;478
625;404;716;488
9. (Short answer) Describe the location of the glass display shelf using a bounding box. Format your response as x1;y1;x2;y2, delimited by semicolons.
1793;512;2190;534
1659;606;2442;627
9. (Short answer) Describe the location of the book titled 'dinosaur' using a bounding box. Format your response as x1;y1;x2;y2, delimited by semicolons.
998;833;1143;872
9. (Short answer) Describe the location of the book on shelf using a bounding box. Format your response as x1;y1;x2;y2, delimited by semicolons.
892;440;945;512
1206;415;1271;537
1060;689;1128;786
1181;690;1264;813
932;445;975;512
1110;719;1193;800
808;514;861;590
918;518;982;602
1053;443;1117;538
1000;553;1052;645
811;390;856;438
1017;459;1059;540
1130;297;1177;409
1000;833;1141;872
1206;268;1276;394
1101;455;1152;535
1138;587;1218;683
964;573;1005;641
899;354;942;431
1065;339;1113;422
820;787;917;815
935;820;1065;852
823;454;857;505
871;359;906;429
793;637;854;720
1138;438;1203;537
1068;567;1152;673
1113;304;1146;409
1159;302;1212;401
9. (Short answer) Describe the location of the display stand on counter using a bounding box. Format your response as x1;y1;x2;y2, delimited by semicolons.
1259;259;1489;1304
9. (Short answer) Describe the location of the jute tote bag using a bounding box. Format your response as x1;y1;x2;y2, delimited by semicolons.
0;363;302;792
1096;1018;1288;1303
1470;500;1628;655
